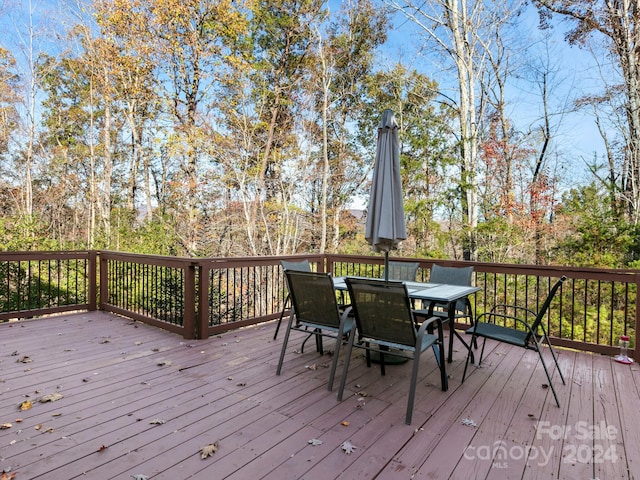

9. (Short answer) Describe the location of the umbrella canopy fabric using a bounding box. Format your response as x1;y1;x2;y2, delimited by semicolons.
365;109;406;254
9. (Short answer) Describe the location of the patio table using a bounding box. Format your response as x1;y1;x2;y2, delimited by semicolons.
332;276;480;364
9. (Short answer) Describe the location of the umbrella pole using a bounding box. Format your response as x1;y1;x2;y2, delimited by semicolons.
384;251;389;282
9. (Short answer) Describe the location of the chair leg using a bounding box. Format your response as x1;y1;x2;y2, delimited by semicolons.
544;335;566;385
276;310;296;375
462;333;477;382
300;329;321;354
405;353;421;425
434;320;447;391
365;342;372;367
378;346;387;376
462;334;484;383
328;323;350;391
535;340;561;407
337;331;357;401
478;336;488;365
273;294;290;340
465;299;478;349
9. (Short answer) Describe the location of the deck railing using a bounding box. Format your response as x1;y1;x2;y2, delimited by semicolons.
0;251;637;358
0;251;95;322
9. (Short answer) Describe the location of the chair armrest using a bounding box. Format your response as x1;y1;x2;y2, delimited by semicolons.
416;314;444;344
490;304;537;320
415;313;442;330
340;306;353;321
475;311;538;336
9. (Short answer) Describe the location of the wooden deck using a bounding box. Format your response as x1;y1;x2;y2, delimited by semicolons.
0;311;638;480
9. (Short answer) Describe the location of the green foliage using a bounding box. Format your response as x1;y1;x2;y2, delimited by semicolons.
107;210;183;256
553;183;636;267
0;215;61;251
0;257;89;314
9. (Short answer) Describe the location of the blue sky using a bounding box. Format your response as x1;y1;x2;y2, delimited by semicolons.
377;1;609;183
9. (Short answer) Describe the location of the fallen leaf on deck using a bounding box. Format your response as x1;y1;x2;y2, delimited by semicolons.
157;360;172;367
34;424;42;430
97;445;108;452
236;382;246;387
99;339;110;344
340;421;350;427
356;391;369;397
18;401;32;411
541;384;549;389
305;364;317;370
461;418;477;428
15;419;22;423
200;441;219;459
308;439;323;446
149;419;166;425
38;392;63;403
1;472;17;480
11;351;18;356
340;440;357;454
134;341;142;345
131;475;149;480
17;356;32;363
0;423;12;430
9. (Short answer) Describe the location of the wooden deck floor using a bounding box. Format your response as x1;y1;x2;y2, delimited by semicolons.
0;311;638;480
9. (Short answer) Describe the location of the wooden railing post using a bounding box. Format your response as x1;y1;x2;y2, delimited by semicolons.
88;250;97;311
197;262;210;340
183;262;197;340
99;253;108;310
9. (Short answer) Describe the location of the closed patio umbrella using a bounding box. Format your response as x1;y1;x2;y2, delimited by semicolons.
365;109;406;281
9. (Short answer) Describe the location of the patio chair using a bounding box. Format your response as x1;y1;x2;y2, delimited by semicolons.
273;259;312;340
381;261;420;281
414;264;477;359
425;264;475;327
336;277;446;425
276;270;355;392
462;275;567;407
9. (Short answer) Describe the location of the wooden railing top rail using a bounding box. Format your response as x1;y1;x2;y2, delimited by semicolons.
1;250;638;358
326;253;640;280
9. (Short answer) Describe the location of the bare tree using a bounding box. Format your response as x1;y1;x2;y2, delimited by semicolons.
386;0;518;260
536;0;640;223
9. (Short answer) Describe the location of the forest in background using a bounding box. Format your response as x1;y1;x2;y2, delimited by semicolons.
1;0;639;268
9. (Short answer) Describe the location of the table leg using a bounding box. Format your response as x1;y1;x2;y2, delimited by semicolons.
447;302;474;364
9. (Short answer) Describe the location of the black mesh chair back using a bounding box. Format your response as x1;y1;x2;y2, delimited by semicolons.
337;277;446;424
273;259;312;340
276;271;354;393
429;264;474;313
381;261;420;282
348;279;416;348
463;276;567;407
286;270;342;330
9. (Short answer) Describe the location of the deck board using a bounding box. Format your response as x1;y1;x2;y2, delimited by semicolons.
1;311;639;479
